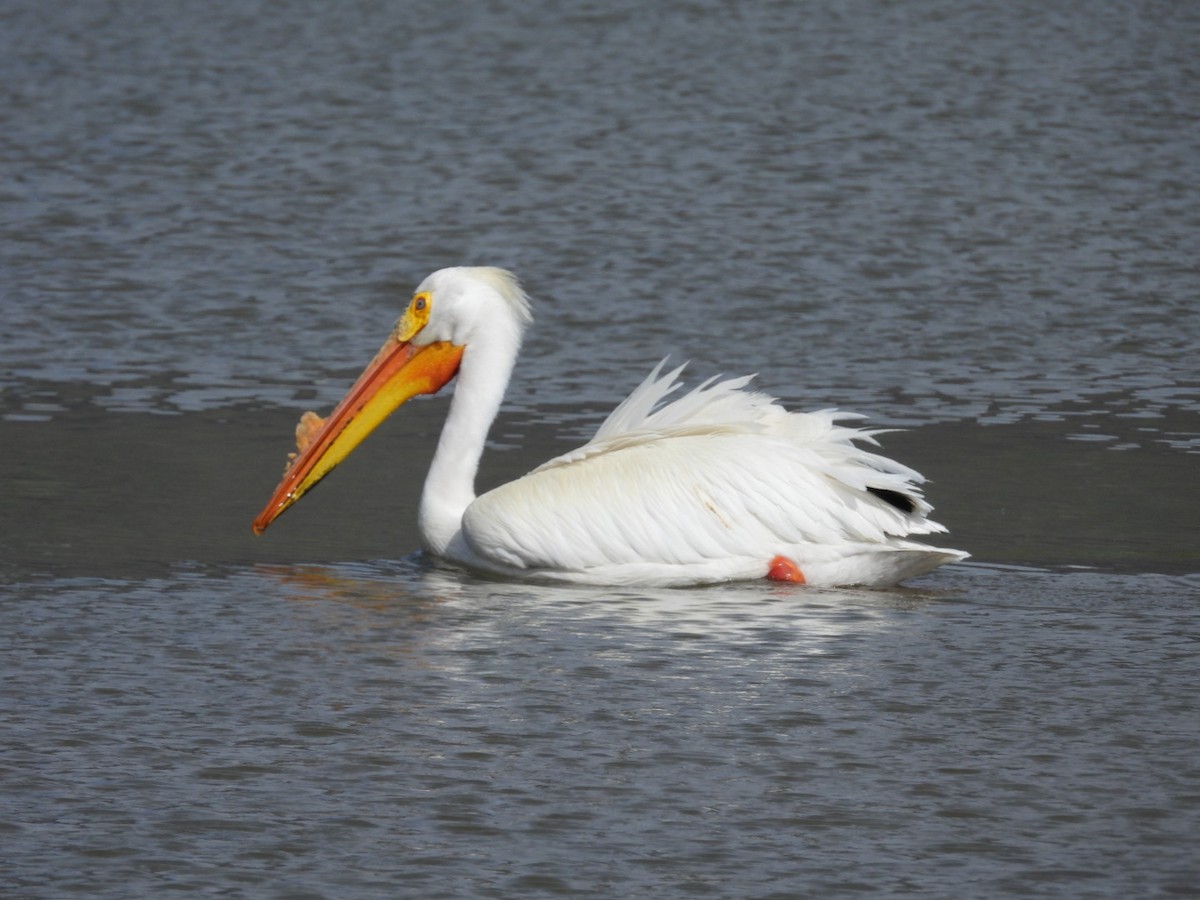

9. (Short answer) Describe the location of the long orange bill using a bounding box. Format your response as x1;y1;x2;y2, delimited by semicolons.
252;337;464;534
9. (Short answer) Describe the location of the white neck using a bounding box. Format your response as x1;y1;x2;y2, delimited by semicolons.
417;331;519;561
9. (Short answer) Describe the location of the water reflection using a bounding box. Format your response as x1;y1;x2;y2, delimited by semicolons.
251;553;958;654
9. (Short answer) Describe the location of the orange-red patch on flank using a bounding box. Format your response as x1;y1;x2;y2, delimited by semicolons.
766;555;806;584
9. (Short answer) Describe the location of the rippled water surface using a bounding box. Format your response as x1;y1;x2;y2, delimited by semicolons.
3;0;1198;895
5;564;1199;897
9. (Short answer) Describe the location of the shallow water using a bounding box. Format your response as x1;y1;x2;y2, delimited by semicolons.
2;0;1198;895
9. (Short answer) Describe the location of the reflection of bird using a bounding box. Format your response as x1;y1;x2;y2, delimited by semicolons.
253;267;967;587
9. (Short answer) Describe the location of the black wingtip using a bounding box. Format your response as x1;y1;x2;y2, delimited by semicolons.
867;487;917;515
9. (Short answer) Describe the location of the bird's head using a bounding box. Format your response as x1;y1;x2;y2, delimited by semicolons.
404;266;532;349
251;267;531;535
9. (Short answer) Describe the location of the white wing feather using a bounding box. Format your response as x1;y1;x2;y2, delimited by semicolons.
462;361;966;586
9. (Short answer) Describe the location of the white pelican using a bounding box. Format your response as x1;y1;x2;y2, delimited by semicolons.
253;267;968;587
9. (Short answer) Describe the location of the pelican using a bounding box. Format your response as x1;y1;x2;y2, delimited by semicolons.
252;267;967;587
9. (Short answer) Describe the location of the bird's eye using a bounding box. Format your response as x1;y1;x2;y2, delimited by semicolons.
399;292;433;340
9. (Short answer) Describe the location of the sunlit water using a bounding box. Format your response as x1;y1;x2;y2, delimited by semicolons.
2;0;1198;895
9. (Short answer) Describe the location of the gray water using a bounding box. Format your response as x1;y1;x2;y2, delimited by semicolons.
3;0;1198;896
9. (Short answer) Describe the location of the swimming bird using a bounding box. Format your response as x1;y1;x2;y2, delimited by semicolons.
252;267;967;587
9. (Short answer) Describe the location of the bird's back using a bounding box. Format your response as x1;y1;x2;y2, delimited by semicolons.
460;363;966;587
